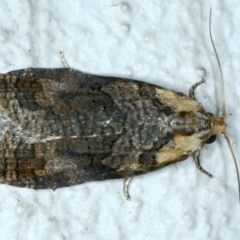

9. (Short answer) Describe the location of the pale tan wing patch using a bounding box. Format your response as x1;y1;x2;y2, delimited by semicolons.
155;133;203;165
155;88;203;112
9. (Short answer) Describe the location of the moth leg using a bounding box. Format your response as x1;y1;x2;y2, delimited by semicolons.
59;51;69;68
189;79;206;100
193;150;213;178
124;177;132;200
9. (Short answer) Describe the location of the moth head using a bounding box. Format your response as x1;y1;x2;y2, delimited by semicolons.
205;113;225;144
209;115;226;136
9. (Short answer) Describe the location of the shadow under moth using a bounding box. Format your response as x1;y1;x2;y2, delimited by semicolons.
0;9;239;201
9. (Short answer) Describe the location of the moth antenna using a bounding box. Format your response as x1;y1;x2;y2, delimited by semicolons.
221;133;240;204
209;7;226;117
209;8;240;204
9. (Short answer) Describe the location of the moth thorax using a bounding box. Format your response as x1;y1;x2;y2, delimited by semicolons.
170;111;211;136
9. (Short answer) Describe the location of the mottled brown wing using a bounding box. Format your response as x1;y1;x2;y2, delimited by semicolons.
0;68;174;189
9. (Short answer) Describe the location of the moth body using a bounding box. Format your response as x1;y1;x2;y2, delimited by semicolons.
0;68;224;190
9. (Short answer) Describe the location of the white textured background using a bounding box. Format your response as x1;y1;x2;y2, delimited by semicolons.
0;1;239;240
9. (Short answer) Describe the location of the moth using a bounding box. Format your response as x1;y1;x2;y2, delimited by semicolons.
0;9;239;201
